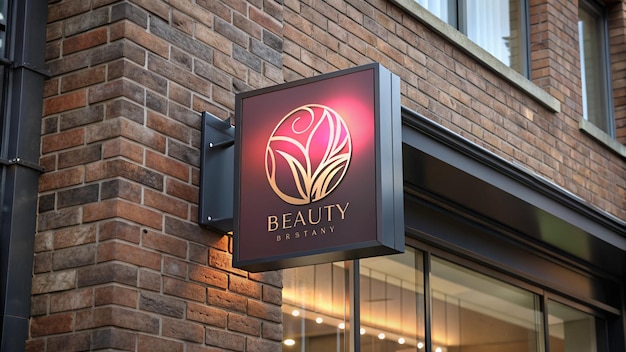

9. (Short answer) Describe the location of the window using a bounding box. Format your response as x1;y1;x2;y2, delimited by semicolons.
282;262;352;351
416;0;529;77
578;0;614;137
0;0;6;55
547;300;599;352
282;246;612;351
431;257;544;351
360;248;425;351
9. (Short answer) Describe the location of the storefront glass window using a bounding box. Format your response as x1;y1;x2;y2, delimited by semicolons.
430;257;544;352
360;247;425;352
547;300;597;352
283;262;352;351
282;249;611;352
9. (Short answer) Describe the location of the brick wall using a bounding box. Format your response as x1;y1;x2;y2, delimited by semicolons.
281;0;625;219
609;1;626;144
30;0;284;351
30;0;626;350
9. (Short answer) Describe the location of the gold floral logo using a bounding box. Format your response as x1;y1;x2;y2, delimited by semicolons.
265;104;352;205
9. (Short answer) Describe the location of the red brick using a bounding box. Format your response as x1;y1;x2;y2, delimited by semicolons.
30;313;74;337
139;268;162;292
43;89;87;116
147;111;190;143
168;81;192;106
144;188;189;219
33;252;52;273
205;327;245;351
163;276;206;302
61;66;107;92
102;138;144;163
31;271;77;295
189;263;228;289
110;20;169;58
247;299;281;323
187;301;227;327
97;240;162;270
166;178;198;203
58;144;102;169
52;244;96;270
137;334;183;352
88;79;145;106
163;256;187;278
95;285;138;308
162;317;204;343
83;199;164;230
76;306;159;333
49;288;93;313
98;220;141;243
229;274;261;299
54;225;96;249
63;27;108;55
206;287;246;313
142;230;187;258
41;128;85;153
85;159;163;190
228;313;261;336
38;167;84;192
209;248;247;276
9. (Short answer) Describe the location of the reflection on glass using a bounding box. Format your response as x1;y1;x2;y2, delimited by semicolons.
578;2;611;135
416;0;451;24
283;262;351;351
360;248;425;352
548;301;597;352
0;0;4;57
465;0;524;74
431;257;543;352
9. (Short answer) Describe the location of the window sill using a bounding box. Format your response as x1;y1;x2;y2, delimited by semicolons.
579;119;626;158
391;0;561;113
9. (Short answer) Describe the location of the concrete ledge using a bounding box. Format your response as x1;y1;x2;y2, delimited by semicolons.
391;0;561;113
579;119;626;158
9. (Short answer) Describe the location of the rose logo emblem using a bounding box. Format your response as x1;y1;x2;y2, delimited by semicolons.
265;104;352;205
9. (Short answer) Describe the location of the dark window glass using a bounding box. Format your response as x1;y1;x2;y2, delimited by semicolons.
578;0;613;136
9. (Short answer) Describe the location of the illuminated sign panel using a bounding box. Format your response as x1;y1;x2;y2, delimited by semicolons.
234;63;403;272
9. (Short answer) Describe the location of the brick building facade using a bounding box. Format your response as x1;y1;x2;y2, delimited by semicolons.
0;0;623;351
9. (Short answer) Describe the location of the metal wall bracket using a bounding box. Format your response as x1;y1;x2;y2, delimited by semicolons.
198;112;235;233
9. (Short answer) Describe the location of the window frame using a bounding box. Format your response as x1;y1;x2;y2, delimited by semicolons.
578;0;615;139
418;0;531;79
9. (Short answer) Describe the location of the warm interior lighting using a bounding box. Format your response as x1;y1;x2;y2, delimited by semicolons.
435;347;442;352
291;310;300;317
338;322;345;329
417;341;424;349
315;317;323;324
398;337;406;344
378;333;386;340
284;339;296;346
360;328;366;335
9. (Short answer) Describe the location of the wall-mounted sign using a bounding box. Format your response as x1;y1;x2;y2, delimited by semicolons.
233;63;403;272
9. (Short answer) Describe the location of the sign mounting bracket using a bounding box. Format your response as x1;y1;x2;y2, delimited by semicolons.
198;112;235;233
